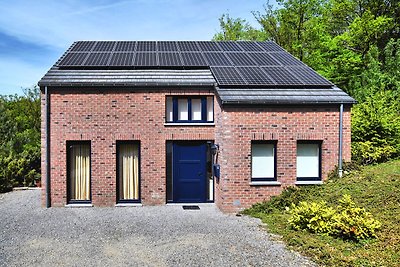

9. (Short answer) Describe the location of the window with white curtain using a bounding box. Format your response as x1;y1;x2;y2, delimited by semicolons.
165;96;214;123
191;98;202;120
117;142;140;202
251;142;276;181
297;142;321;181
178;99;189;121
68;142;91;203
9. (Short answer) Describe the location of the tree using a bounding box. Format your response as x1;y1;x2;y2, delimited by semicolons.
212;14;265;41
0;86;41;192
213;1;400;164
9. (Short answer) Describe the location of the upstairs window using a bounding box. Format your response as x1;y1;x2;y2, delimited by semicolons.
166;96;214;123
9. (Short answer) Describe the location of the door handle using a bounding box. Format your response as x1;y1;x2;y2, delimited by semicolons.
198;172;203;176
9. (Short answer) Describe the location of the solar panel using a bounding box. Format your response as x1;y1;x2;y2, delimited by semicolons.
84;52;112;65
158;41;178;51
180;52;208;66
92;41;116;51
158;52;182;66
109;53;135;66
217;42;243;51
237;41;264;51
71;42;95;52
236;67;275;85
270;52;304;66
287;67;332;85
114;41;136;51
248;53;280;66
210;67;246;85
177;41;200;51
203;52;231;66
134;52;157;66
256;42;285;52
226;52;257;66
261;67;302;85
58;52;89;66
136;41;157;51
197;41;222;51
56;41;334;88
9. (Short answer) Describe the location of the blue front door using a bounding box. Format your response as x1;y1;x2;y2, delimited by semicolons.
173;142;207;203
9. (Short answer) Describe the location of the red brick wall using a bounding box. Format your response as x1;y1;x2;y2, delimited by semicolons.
41;88;216;207
41;88;351;212
214;105;351;213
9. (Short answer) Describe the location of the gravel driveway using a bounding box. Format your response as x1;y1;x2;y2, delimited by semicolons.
0;190;316;267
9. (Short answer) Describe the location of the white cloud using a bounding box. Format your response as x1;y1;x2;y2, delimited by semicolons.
0;58;47;95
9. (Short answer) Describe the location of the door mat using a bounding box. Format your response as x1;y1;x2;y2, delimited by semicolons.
182;205;200;210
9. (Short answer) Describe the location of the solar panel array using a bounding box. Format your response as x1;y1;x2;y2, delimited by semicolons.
57;41;332;87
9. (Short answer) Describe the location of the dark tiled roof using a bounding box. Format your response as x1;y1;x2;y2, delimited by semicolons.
38;41;356;105
217;87;356;105
39;68;216;87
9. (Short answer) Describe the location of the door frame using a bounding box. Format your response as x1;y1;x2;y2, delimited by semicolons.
166;140;214;203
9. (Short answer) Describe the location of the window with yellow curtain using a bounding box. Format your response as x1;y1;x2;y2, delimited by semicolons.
68;142;91;202
117;142;140;202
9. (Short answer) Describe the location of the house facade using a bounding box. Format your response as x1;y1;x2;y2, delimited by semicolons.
39;41;355;212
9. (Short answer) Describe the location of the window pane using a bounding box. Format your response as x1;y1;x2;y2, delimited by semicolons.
178;99;188;120
69;143;90;201
297;143;319;178
191;99;202;120
207;97;213;122
166;97;173;122
252;143;274;178
118;143;139;201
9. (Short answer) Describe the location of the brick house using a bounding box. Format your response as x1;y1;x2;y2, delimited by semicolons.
38;41;355;212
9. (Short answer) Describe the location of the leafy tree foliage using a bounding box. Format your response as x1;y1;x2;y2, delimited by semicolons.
213;0;400;164
212;14;265;41
0;86;41;192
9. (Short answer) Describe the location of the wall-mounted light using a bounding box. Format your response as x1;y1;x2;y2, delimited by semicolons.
210;144;219;156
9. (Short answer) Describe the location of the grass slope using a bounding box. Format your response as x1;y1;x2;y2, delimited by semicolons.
243;160;400;266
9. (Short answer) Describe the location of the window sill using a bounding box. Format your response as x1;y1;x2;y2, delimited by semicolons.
65;203;93;208
295;181;323;185
250;181;281;186
115;203;142;207
164;123;215;126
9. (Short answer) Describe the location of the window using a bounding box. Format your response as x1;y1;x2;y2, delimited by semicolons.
67;141;91;203
165;96;214;123
297;142;321;181
117;142;140;203
251;142;276;181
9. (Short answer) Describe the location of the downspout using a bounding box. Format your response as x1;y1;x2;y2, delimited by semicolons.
45;86;51;207
338;104;344;178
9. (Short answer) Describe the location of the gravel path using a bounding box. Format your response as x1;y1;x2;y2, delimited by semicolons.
0;190;316;267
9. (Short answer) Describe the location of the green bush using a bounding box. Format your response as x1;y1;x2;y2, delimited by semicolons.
242;186;315;214
335;195;382;240
287;201;337;235
288;195;381;241
351;81;400;165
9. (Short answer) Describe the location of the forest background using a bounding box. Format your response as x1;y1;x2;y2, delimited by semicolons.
0;0;399;191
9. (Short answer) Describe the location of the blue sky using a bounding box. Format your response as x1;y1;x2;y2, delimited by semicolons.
0;0;275;95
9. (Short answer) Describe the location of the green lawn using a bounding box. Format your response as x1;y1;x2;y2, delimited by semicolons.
243;160;400;266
